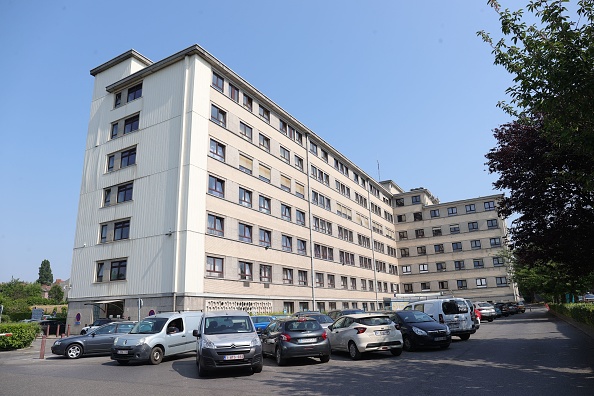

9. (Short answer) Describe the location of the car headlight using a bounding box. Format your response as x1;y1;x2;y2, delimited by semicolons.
114;337;119;345
53;340;61;346
251;336;261;347
135;337;146;346
201;336;216;349
412;327;427;336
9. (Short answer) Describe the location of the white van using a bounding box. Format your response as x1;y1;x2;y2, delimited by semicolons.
403;298;475;340
111;311;203;365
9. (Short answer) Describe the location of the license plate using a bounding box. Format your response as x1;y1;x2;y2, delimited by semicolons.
434;336;447;341
298;338;317;343
448;323;459;329
374;330;390;336
223;354;244;360
116;350;128;355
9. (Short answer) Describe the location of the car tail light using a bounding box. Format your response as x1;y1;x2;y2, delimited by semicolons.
354;327;367;334
438;314;444;324
281;333;291;342
321;331;327;340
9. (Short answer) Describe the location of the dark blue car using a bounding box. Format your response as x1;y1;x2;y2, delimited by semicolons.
251;316;273;333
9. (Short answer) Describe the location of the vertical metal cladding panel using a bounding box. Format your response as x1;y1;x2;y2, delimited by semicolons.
141;60;185;132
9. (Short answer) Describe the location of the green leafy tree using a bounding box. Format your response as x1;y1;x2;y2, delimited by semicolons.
0;279;42;300
37;259;53;285
48;284;64;302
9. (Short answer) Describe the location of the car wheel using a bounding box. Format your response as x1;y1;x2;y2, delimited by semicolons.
275;347;286;366
197;357;209;377
459;334;471;341
252;363;263;373
66;344;83;359
403;337;415;352
320;355;330;363
149;346;163;365
116;359;129;365
348;341;361;360
390;347;403;356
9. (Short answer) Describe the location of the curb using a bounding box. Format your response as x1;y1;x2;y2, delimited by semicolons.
547;309;594;339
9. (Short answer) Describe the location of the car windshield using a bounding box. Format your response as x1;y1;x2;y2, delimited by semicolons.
355;316;392;326
204;316;254;334
130;318;167;334
285;320;322;331
252;316;272;323
397;311;434;323
308;314;333;323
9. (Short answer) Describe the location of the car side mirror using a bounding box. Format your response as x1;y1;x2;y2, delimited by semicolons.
328;325;333;331
192;329;200;338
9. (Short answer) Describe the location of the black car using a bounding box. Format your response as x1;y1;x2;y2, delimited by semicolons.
293;312;334;328
392;310;451;351
38;319;67;336
260;317;330;366
494;303;510;317
51;321;136;359
327;309;365;321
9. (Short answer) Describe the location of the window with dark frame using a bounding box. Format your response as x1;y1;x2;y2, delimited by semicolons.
282;235;292;252
259;196;271;214
208;176;225;197
239;261;253;280
210;105;226;127
229;84;239;102
238;223;252;243
123;114;140;134
113;220;130;241
259;229;271;248
240;122;253;140
96;262;104;282
259;105;270;122
117;183;133;203
209;139;225;161
259;134;270;152
110;260;127;281
207;214;224;236
260;265;272;282
212;72;224;92
457;279;467;289
206;256;223;278
127;83;142;102
283;268;293;284
243;94;253;111
239;187;252;207
468;221;479;231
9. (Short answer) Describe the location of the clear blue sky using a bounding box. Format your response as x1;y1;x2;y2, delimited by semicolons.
0;0;516;283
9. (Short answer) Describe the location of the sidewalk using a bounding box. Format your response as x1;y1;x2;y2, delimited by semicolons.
0;335;60;361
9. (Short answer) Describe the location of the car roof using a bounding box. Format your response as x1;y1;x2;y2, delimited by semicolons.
276;316;317;322
341;313;389;319
204;310;249;317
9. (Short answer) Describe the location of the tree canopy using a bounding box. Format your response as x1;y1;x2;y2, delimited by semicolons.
37;259;53;285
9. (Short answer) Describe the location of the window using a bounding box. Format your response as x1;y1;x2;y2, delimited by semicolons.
107;155;115;171
110;260;127;281
400;248;409;258
389;264;398;275
238;223;252;243
102;183;131;206
259;105;270;122
209;139;225;161
282;235;292;252
358;234;370;247
243;94;253;111
280;146;290;162
434;244;444;254
297;239;307;255
450;224;460;234
361;279;367;290
114;92;121;108
452;242;462;252
412;195;421;204
337;226;353;242
402;265;412;274
487;219;499;229
283;268;293;284
370;203;381;216
99;219;130;242
212;72;224;91
360;256;372;269
208;175;225;197
309;142;318;156
259;229;271;248
107;147;136;172
206;256;223;278
127;83;142;102
240;122;253;140
413;212;423;221
100;224;108;243
484;201;495;211
490;237;502;247
239;187;252;207
229;84;239;102
373;241;385;253
339;251;355;266
295;183;305;199
465;204;476;213
493;257;504;267
259;164;271;183
281;204;291;221
457;280;467;289
281;175;291;192
403;284;413;293
415;229;425;238
96;262;106;282
455;260;465;270
321;149;328;162
312;191;331;210
350;278;357;290
468;221;479;232
387;246;397;257
279;120;288;135
294;155;304;171
259;196;271;214
473;259;484;268
417;246;427;255
336;202;352;220
447;207;458;216
398;231;408;240
471;240;481;249
122;115;140;135
298;270;308;286
397;214;406;223
430;209;440;218
335;181;351;198
436;262;446;271
260;265;272;282
439;281;448;290
341;276;348;289
476;278;487;288
314;244;334;260
207;214;224;236
419;264;428;273
315;273;324;287
310;165;330;186
355;193;367;208
496;277;508;286
211;105;226;127
239;261;253;280
395;198;404;207
421;282;430;291
239;154;253;175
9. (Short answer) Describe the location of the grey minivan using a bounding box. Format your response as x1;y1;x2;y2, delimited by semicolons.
193;310;263;376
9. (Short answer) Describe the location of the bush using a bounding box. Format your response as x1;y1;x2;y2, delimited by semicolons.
549;303;594;326
0;323;39;350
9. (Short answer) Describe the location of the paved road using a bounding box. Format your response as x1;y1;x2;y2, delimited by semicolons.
1;307;593;396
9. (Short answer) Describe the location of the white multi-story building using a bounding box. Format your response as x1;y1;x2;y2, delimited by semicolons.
67;45;513;329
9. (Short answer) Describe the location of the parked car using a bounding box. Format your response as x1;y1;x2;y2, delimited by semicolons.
260;316;330;365
404;298;475;340
38;319;67;335
81;318;123;335
293;312;334;329
516;301;526;313
474;302;497;322
251;316;274;333
392;310;451;351
194;310;262;376
327;313;403;359
465;299;479;331
505;302;519;315
327;309;365;321
494;302;510;317
51;321;135;359
493;305;502;318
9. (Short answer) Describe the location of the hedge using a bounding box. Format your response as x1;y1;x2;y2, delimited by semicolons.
548;303;594;327
0;323;39;350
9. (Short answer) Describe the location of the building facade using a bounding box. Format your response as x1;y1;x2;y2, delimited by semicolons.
67;45;513;330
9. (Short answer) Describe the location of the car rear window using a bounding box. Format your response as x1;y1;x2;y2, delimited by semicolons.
285;320;322;331
442;301;469;315
355;316;392;326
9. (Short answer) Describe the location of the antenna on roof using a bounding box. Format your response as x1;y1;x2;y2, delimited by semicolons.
377;160;381;181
